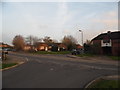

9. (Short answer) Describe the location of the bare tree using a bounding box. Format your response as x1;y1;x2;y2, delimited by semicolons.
25;35;42;45
12;35;25;51
25;35;33;45
85;39;91;45
43;36;53;44
62;35;77;50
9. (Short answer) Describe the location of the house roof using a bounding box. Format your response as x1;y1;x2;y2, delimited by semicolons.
0;42;13;48
25;44;33;46
35;42;49;45
0;42;3;45
58;43;67;48
76;44;83;48
92;31;120;41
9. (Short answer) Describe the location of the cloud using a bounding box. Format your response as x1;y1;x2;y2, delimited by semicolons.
2;0;120;2
3;2;118;45
0;3;2;42
92;11;118;30
62;29;71;35
106;11;117;17
55;2;73;29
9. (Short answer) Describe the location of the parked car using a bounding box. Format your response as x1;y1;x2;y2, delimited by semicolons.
3;48;11;51
71;49;80;55
71;49;81;55
2;48;8;54
3;48;16;52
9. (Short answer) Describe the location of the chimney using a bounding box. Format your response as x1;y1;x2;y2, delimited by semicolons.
107;31;111;34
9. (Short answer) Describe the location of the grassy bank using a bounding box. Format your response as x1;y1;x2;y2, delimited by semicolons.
1;63;17;69
88;79;120;88
33;51;71;54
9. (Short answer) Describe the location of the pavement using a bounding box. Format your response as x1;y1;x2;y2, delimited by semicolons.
2;52;119;88
85;75;120;88
2;55;27;64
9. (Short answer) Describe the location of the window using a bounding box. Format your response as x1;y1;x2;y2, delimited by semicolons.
103;39;110;43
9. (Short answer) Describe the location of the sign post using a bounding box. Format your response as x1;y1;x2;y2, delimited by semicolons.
2;51;8;60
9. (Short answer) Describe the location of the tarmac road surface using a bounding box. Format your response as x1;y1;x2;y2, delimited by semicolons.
2;52;119;88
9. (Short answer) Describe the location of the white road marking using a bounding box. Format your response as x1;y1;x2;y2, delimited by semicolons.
81;64;118;71
30;58;118;71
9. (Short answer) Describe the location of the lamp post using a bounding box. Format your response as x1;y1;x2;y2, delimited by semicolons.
79;30;83;46
79;30;84;54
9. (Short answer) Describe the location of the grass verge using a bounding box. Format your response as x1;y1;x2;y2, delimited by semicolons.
1;63;17;69
76;53;95;57
109;56;120;61
33;51;71;54
88;79;120;88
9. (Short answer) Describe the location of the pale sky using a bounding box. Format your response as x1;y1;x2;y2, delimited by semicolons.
0;0;118;45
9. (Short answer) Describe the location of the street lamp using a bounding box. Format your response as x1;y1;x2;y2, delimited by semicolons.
79;30;83;46
79;30;84;54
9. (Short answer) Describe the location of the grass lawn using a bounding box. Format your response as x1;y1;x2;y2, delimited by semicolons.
33;51;71;54
1;63;17;69
88;79;120;88
76;53;95;57
109;56;120;61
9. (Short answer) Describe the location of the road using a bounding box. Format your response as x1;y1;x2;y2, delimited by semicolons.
2;52;119;88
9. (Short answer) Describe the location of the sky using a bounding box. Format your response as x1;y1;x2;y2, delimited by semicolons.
0;0;118;45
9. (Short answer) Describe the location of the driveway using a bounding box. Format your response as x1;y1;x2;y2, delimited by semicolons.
2;52;119;88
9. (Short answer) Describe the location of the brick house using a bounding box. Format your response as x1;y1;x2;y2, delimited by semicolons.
91;31;120;56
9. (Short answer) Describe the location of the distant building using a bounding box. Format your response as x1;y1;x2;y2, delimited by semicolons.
58;43;67;51
36;43;49;51
0;42;13;50
24;44;33;51
76;44;83;50
36;43;67;51
91;31;120;56
23;42;68;52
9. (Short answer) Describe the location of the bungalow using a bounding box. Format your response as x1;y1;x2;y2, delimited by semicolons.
30;42;67;51
35;43;49;51
76;44;83;50
23;42;68;52
0;42;13;50
91;31;120;56
24;44;33;51
57;43;67;51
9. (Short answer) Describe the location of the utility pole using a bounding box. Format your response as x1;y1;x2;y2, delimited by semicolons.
2;50;8;60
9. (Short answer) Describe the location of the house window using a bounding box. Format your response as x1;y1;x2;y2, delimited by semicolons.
45;47;48;51
101;39;112;47
103;39;110;43
40;46;44;50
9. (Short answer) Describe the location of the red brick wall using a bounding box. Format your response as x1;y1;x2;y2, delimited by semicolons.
92;40;103;54
92;39;120;56
112;39;120;56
